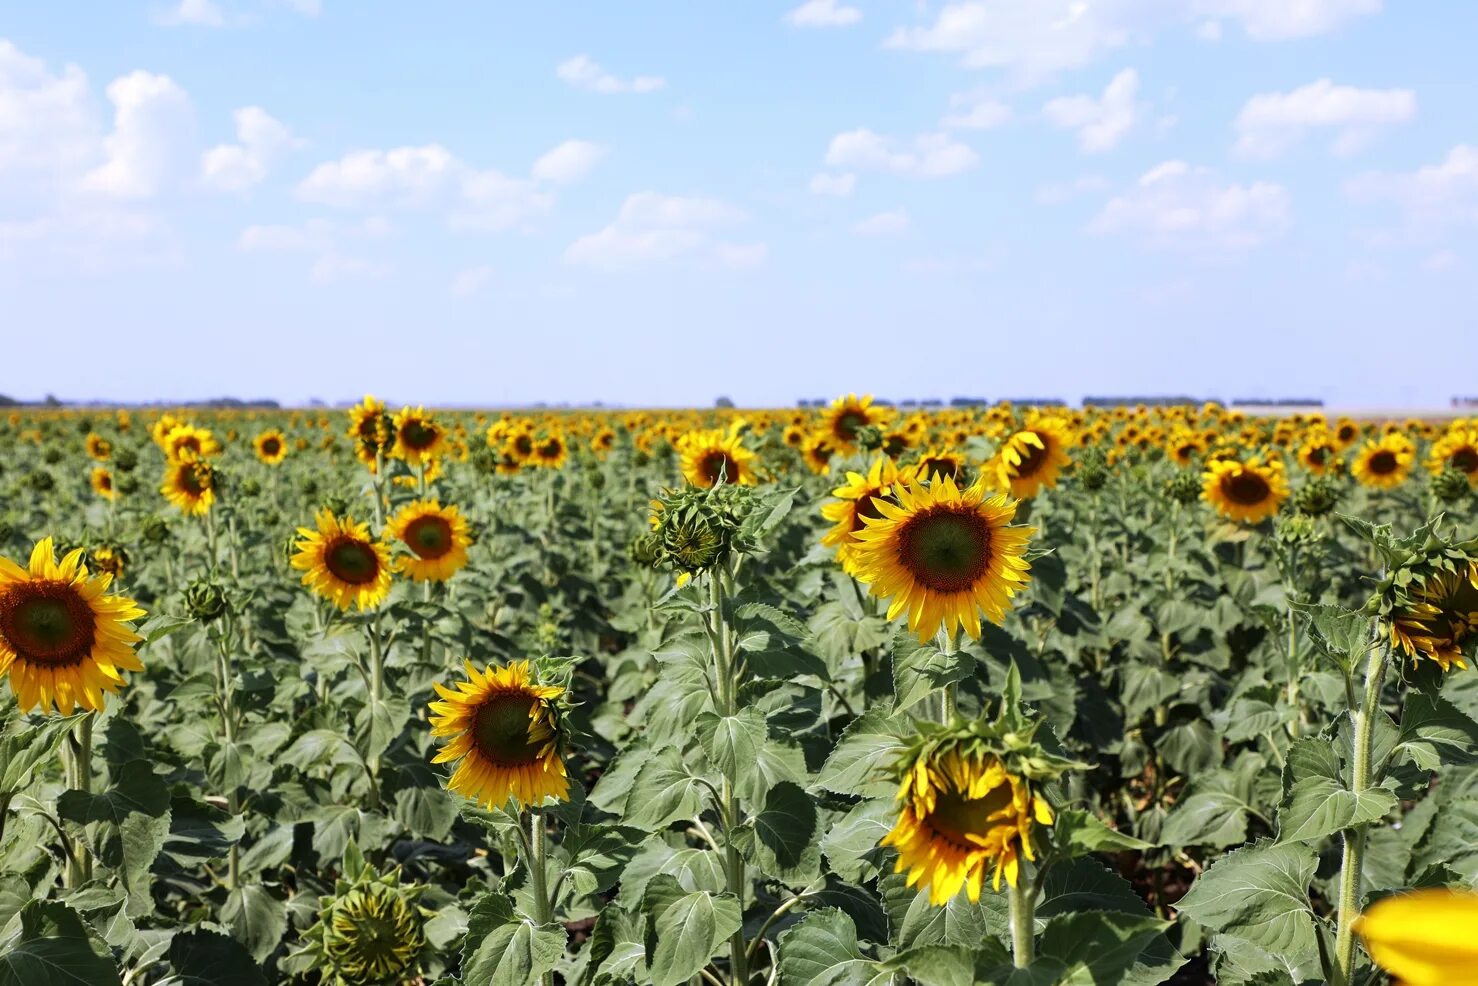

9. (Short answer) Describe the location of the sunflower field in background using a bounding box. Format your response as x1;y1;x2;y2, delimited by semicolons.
2;395;1478;985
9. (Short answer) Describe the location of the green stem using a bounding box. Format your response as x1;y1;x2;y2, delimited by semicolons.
1333;641;1390;981
62;713;95;886
366;611;385;810
709;571;748;986
528;810;554;986
936;629;958;722
212;627;241;889
1009;871;1036;968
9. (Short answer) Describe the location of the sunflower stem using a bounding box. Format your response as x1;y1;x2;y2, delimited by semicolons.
528;810;555;986
935;629;958;722
709;569;748;986
211;626;241;889
1333;639;1390;982
1008;870;1036;968
61;713;95;887
366;610;385;811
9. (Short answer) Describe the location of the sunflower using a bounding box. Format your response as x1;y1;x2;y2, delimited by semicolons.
1387;563;1478;672
384;501;471;582
90;467;117;502
162;424;221;462
590;427;616;456
851;475;1033;642
291;509;393;611
1427;428;1478;486
990;415;1075;499
1352;434;1415;489
820;457;901;573
391;407;445;467
85;433;111;461
882;745;1052;903
1166;430;1207;467
91;545;126;579
1201;455;1289;524
428;660;568;808
1332;417;1362;449
801;434;836;475
1296;432;1341;475
348;395;394;471
504;429;538;468
1355;889;1478;986
822;394;891;453
531;432;569;469
0;537;146;714
911;448;967;484
160;455;217;516
782;424;807;449
254;429;289;465
678;425;757;488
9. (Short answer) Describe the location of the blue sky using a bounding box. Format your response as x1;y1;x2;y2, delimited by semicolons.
1;0;1475;408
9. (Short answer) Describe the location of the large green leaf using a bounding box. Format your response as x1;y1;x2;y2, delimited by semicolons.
0;900;121;986
647;889;743;986
1176;841;1319;965
460;892;565;986
161;929;267;986
1275;739;1395;844
816;708;908;799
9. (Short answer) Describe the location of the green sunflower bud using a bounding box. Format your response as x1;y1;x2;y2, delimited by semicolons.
184;578;229;623
139;514;170;545
1432;467;1473;505
1163;470;1201;505
26;471;55;493
112;446;139;473
1294;475;1344;517
854;424;885;453
115;474;140;497
42;447;62;465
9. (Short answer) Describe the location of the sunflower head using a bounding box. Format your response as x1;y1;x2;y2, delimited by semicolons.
289;843;430;986
1355;517;1478;674
391;406;445;466
183;577;229;624
1432;467;1474;504
820;456;902;572
1294;474;1345;517
1201;454;1289;524
823;394;891;453
384;500;472;583
990;415;1075;499
160;454;217;516
254;429;288;465
648;482;764;576
677;424;758;489
90;466;117;501
291;509;394;611
429;659;571;809
90;545;127;579
1352;433;1415;490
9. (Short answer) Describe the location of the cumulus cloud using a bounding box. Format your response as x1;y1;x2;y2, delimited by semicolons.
297;144;457;208
808;172;856;197
531;139;605;184
201;106;302;190
0;40;97;188
785;0;862;28
824;129;978;177
155;0;227;28
1344;145;1478;233
564;192;759;270
1195;0;1382;41
556;55;665;94
1089;160;1291;251
82;70;193;199
1234;79;1415;158
941;89;1012;130
1044;68;1141;153
853;209;910;236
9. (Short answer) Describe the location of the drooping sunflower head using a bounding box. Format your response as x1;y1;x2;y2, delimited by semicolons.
820;456;901;572
290;508;393;611
1387;562;1478;673
990;415;1075;499
391;406;445;466
160;454;217;516
428;659;569;809
678;424;758;489
254;429;289;465
1352;433;1415;490
850;475;1034;642
384;500;471;583
290;844;430;986
823;393;891;453
1201;454;1289;524
90;466;117;501
0;537;146;714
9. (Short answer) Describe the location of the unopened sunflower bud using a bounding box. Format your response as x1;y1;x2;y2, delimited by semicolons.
140;515;170;545
1432;468;1472;505
184;578;229;623
113;447;139;473
1163;470;1200;505
27;471;55;493
1294;475;1344;517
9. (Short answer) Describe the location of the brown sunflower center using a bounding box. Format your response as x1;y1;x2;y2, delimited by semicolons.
699;450;738;486
261;438;281;455
919;457;957;480
834;410;867;442
97;473;113;490
925;780;1015;849
513;435;534;456
538;439;562;459
1338;425;1358;443
1368;450;1398;475
0;582;96;667
178;463;210;496
404;515;454;560
324;537;381;585
1013;434;1049;479
897;506;993;593
175;436;202;455
1221;470;1271;506
402;420;438;451
1451;447;1478;474
883;434;908;458
472;692;544;765
848;489;888;533
1306;445;1329;466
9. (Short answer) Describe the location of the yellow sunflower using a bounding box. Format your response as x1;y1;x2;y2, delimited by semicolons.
348;395;394;471
90;467;117;502
531;433;569;469
678;425;757;488
1332;417;1362;449
822;394;891;453
254;429;289;465
850;475;1033;642
1296;432;1341;475
1166;429;1208;467
882;745;1052;903
291;509;393;611
801;434;836;475
0;537;146;714
391;407;445;467
1352;434;1415;489
1356;889;1478;986
1201;455;1289;524
85;433;111;461
428;660;568;808
160;455;217;516
1388;564;1478;672
820;457;901;573
384;501;471;582
990;415;1075;499
911;448;967;484
163;424;221;462
1427;428;1478;486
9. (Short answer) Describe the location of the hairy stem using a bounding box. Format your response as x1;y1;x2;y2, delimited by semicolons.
1333;641;1390;981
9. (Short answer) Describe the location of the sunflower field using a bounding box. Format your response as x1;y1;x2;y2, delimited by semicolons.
3;396;1478;986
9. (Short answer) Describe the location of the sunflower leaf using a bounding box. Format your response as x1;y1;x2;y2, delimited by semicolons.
0;900;122;986
1176;840;1319;964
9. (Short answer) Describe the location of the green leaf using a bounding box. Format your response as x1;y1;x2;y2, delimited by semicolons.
1297;604;1372;676
1052;809;1156;856
162;929;266;986
1162;792;1254;850
460;892;565;986
621;753;706;831
357;694;412;764
821;798;894;883
1176;841;1319;964
1037;858;1156;918
695;708;767;785
776;908;877;985
648;890;742;986
158;794;244;867
0;900;122;986
744;781;822;885
1276;739;1396;844
1395;691;1478;771
0;713;85;795
1034;911;1185;986
220;885;286;963
893;642;973;713
57;761;169;825
816;708;909;799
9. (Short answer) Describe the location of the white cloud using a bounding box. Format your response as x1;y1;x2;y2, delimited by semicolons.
808;172;856;197
1195;0;1381;41
1344;145;1478;232
156;0;227;28
1044;68;1141;153
853;209;910;236
451;265;495;296
556;55;665;95
714;242;768;268
941;90;1012;130
1234;79;1415;158
238;219;334;252
564;192;753;270
531;139;605;184
454;169;552;231
1089;160;1291;251
1035;174;1111;204
310;252;387;285
785;0;862;28
297;144;458;207
0;208;179;270
0;40;97;189
82;71;192;199
201;106;302;191
282;0;322;15
824;129;978;177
